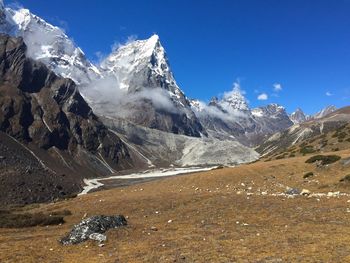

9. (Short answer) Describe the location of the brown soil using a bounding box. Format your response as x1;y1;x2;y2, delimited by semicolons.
1;150;350;262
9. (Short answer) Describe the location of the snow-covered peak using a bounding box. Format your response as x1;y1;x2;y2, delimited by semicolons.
101;34;171;89
290;108;307;124
252;104;287;118
0;3;102;85
219;84;250;112
313;105;337;119
100;34;188;108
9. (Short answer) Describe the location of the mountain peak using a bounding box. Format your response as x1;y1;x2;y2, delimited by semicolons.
313;105;337;119
290;107;307;124
147;34;160;45
220;84;250;112
101;34;174;91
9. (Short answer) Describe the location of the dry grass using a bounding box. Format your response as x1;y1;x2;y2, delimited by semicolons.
1;150;350;262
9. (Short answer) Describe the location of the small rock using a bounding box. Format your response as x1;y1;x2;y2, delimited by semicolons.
167;219;173;223
98;243;105;248
89;233;107;243
327;191;340;197
150;226;158;231
301;189;311;196
285;187;301;195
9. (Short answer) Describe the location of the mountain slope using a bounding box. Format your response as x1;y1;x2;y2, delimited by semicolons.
101;116;259;167
0;2;101;85
257;106;350;158
313;105;337;119
0;34;134;204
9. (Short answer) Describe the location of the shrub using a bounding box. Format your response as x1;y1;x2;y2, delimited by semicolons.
338;132;347;140
300;146;316;155
0;210;65;228
289;153;296;158
305;155;341;165
303;172;314;179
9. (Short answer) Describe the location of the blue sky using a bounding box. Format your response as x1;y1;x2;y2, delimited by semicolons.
7;0;350;114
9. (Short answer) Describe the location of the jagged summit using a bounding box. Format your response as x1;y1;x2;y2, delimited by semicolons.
290;108;308;124
220;84;250;112
313;105;337;119
252;104;286;118
101;34;179;94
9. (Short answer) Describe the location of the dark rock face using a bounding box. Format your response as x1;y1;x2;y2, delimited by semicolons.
0;35;125;157
123;98;205;137
60;215;127;245
0;34;133;204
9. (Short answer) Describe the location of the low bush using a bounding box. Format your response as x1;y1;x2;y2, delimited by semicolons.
0;209;66;228
305;155;341;165
300;146;316;155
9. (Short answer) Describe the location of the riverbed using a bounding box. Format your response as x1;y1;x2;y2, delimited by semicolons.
79;166;218;195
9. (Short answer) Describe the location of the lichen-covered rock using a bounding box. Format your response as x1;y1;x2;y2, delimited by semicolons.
60;215;127;245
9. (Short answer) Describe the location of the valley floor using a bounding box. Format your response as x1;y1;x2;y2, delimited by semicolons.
1;150;350;262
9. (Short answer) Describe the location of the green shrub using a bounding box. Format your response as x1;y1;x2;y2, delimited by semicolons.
305;155;341;165
300;146;316;155
303;172;314;179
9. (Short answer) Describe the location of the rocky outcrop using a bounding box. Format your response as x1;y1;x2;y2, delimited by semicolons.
0;34;133;204
60;215;127;245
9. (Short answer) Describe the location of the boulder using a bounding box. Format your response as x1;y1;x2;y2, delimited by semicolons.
60;215;127;245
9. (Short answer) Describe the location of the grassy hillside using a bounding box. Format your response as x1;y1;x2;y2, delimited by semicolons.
1;149;350;262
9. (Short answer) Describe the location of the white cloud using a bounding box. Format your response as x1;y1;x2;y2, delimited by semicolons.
111;34;138;51
257;93;268;100
273;83;282;92
326;91;333;96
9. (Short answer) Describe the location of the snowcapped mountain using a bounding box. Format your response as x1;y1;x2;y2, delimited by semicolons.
0;2;204;137
289;108;308;124
313;105;337;119
100;34;190;108
90;34;206;137
190;88;293;145
0;3;101;85
219;84;250;112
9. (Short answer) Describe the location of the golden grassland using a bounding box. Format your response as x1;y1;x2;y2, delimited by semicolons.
1;150;350;262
